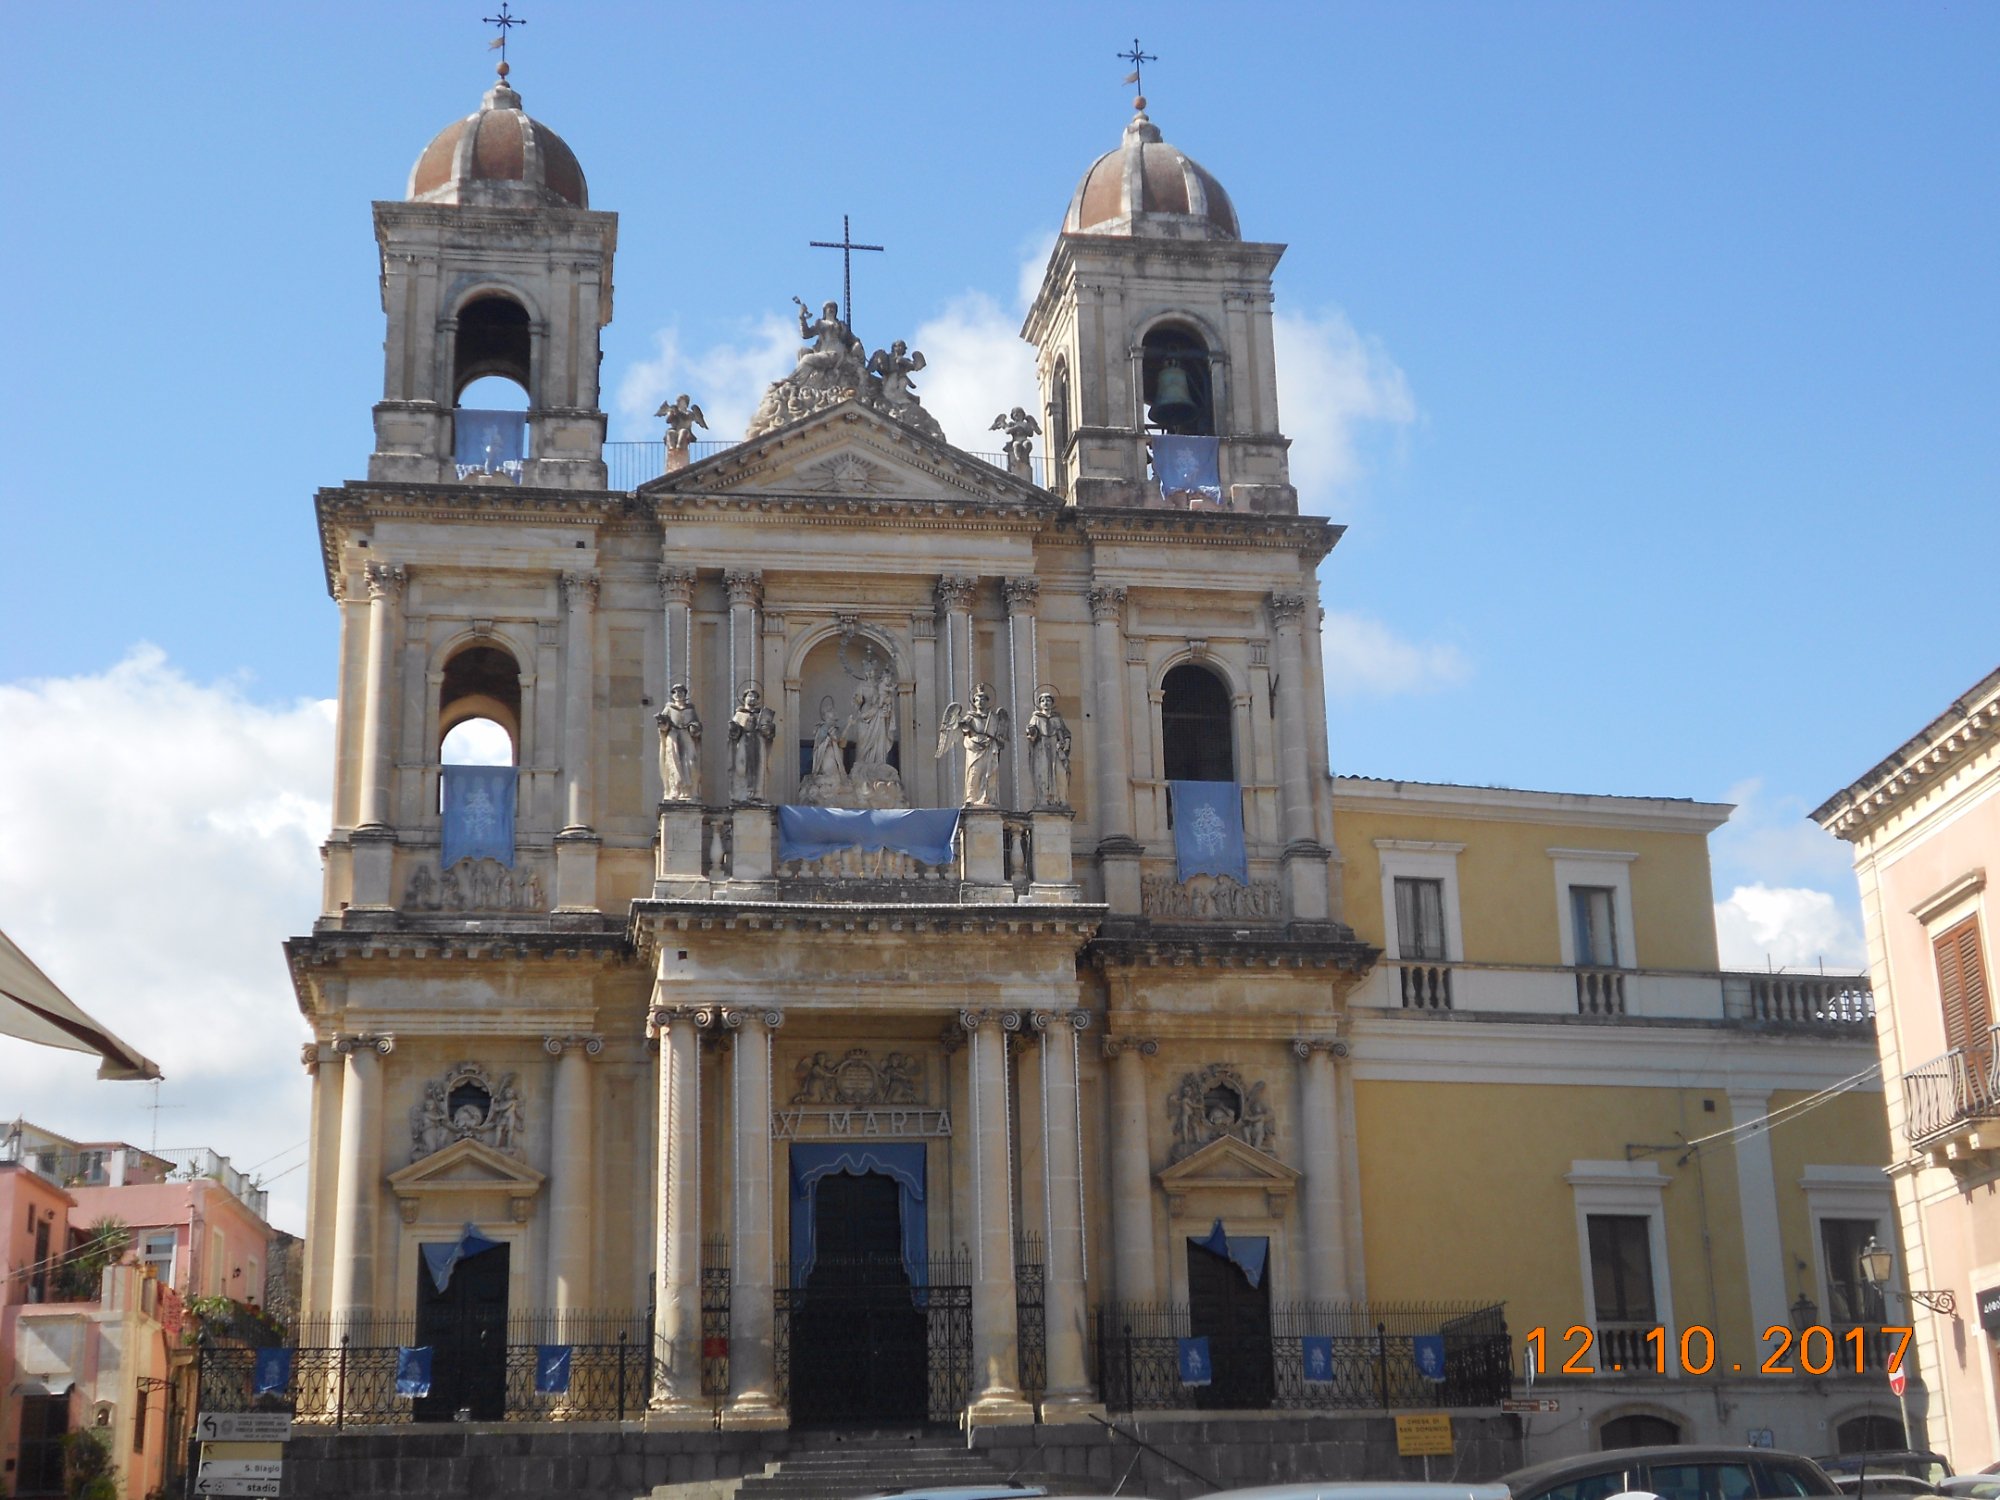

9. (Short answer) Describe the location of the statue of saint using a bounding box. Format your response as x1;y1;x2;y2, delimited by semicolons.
727;682;777;804
937;683;1010;808
655;684;702;803
846;663;901;800
795;298;865;386
798;695;849;806
868;340;928;411
1024;688;1072;807
656;393;708;453
989;406;1042;478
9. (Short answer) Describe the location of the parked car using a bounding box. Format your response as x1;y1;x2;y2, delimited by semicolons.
1205;1486;1512;1500
1833;1478;1940;1499
1503;1445;1842;1500
1820;1458;1954;1489
1937;1479;2000;1499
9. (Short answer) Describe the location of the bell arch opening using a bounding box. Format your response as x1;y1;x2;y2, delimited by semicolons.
440;645;522;764
453;297;533;478
453;295;532;397
1142;323;1214;437
1162;662;1234;783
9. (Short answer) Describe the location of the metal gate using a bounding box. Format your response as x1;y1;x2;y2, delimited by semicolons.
775;1254;972;1426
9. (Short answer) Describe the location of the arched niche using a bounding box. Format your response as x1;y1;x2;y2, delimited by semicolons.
787;629;907;808
439;644;522;762
1141;320;1216;437
1161;661;1234;783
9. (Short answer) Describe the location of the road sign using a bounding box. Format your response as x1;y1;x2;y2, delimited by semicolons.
195;1458;283;1497
1397;1413;1455;1457
1503;1397;1561;1414
1890;1367;1908;1396
196;1412;292;1443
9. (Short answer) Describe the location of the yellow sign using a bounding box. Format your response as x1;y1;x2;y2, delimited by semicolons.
1396;1413;1454;1457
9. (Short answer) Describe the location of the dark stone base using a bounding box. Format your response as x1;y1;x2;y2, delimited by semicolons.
278;1412;1523;1499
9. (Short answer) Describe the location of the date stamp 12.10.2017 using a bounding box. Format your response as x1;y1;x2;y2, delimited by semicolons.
1523;1324;1913;1377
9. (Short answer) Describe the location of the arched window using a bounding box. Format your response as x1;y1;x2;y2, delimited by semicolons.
439;645;521;768
1142;323;1215;437
1049;359;1072;466
453;295;531;396
1834;1415;1905;1452
1162;663;1233;782
453;295;532;478
1599;1413;1680;1449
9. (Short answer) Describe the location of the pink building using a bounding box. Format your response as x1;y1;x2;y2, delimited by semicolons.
1;1122;278;1499
1818;666;2000;1466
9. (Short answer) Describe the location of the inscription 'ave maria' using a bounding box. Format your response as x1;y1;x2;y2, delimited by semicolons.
772;1108;953;1140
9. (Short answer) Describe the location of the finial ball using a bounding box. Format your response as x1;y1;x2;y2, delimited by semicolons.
1133;95;1147;112
496;60;510;79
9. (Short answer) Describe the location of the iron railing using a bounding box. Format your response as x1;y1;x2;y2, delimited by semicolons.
1016;1235;1046;1401
604;439;732;490
1094;1301;1510;1413
1903;1028;2000;1142
700;1236;731;1401
1724;973;1876;1029
774;1254;973;1426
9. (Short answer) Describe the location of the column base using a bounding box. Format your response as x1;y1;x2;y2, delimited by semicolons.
1034;1394;1108;1424
643;1399;716;1430
349;826;398;910
554;830;601;912
720;1397;789;1430
963;1389;1037;1426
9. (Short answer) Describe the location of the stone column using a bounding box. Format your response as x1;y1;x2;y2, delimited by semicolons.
1294;1037;1352;1303
649;1005;709;1419
1088;587;1142;912
1103;1034;1159;1306
356;563;406;830
936;576;977;805
1035;1010;1100;1418
1003;578;1040;810
329;1032;394;1331
962;1009;1033;1422
724;570;763;708
555;572;601;912
1268;591;1330;923
543;1033;601;1327
659;566;697;694
726;1007;785;1426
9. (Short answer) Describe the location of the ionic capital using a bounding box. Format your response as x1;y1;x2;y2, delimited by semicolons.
332;1031;395;1057
1087;586;1127;623
300;1042;323;1076
722;1006;783;1031
723;569;764;607
935;575;977;612
658;567;697;606
1267;591;1309;627
1290;1037;1351;1060
543;1033;605;1057
1029;1009;1092;1034
1100;1034;1157;1060
364;562;406;602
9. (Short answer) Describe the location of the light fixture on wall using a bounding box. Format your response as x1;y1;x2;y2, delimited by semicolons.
1860;1235;1957;1316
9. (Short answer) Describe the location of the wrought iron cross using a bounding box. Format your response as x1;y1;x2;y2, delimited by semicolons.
809;214;884;330
1118;38;1157;99
483;3;526;67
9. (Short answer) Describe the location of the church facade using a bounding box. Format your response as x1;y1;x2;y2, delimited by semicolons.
284;62;1903;1456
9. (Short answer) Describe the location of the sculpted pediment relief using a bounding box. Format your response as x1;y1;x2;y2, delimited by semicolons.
388;1137;545;1224
644;402;1048;510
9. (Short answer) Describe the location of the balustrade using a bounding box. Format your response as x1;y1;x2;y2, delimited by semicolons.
1396;963;1453;1011
1901;1029;2000;1143
1575;968;1627;1016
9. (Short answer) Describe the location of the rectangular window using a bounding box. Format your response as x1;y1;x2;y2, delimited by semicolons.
1587;1213;1658;1322
1936;914;1992;1062
1821;1217;1888;1324
141;1231;176;1284
1394;877;1448;961
1572;886;1620;967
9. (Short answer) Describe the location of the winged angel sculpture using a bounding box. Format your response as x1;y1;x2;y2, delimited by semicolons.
936;683;1010;808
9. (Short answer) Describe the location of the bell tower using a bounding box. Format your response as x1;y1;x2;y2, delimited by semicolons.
369;62;616;488
1023;97;1294;512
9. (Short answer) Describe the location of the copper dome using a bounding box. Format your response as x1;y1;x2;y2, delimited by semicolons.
408;71;588;210
1065;105;1239;241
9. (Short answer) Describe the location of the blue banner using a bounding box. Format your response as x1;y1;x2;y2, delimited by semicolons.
1177;1336;1213;1387
1414;1334;1447;1382
1150;435;1222;505
1192;1217;1268;1289
421;1223;506;1295
442;765;517;869
395;1346;433;1399
777;806;960;868
454;409;526;474
788;1143;927;1289
252;1346;293;1396
1302;1335;1334;1384
535;1345;573;1395
1170;780;1249;885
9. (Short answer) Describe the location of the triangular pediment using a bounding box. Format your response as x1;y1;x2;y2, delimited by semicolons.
643;400;1051;510
1156;1133;1301;1193
389;1137;545;1199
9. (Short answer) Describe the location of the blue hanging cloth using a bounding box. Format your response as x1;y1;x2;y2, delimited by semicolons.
395;1346;433;1398
1177;1336;1213;1386
1192;1218;1268;1289
1169;781;1249;885
1414;1333;1447;1382
442;765;517;868
777;807;960;868
422;1223;505;1295
787;1143;928;1288
1301;1335;1334;1384
252;1347;293;1396
453;409;526;474
1149;435;1222;505
535;1346;573;1395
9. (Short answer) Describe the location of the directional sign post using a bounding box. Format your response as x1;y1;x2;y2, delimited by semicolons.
1503;1397;1562;1414
194;1458;283;1497
196;1412;292;1443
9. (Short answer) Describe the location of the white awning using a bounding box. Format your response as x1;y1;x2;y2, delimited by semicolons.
0;927;160;1081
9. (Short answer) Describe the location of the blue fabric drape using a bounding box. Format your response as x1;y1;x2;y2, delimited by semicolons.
535;1346;573;1394
777;806;960;867
1177;1336;1213;1386
1169;781;1249;885
394;1346;433;1398
253;1347;292;1396
1192;1218;1268;1289
442;765;517;868
421;1222;505;1294
1150;435;1222;505
787;1143;927;1288
453;409;527;472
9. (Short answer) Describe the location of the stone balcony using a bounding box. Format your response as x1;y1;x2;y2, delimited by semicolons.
1370;960;1874;1031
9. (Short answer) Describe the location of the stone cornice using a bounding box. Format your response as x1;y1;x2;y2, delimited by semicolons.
1066;507;1340;559
1087;928;1378;973
372;198;618;242
285;929;630;1006
653;489;1053;532
626;899;1106;958
1812;664;2000;840
315;483;635;597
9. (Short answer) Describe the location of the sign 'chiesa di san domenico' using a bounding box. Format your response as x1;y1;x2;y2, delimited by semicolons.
285;54;1898;1453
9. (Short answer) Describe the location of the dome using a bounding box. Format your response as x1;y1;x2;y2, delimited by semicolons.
408;68;588;209
1064;102;1239;241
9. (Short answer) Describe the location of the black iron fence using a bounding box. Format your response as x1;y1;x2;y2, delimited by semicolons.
1016;1234;1046;1401
197;1310;653;1427
700;1237;732;1401
1095;1300;1511;1412
775;1254;972;1426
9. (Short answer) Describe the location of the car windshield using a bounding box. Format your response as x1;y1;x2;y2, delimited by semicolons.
1648;1463;1758;1500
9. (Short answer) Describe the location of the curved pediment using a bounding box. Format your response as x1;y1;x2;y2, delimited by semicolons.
641;401;1052;511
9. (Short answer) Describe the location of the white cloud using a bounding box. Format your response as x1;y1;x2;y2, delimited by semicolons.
0;647;333;1231
614;313;799;444
1273;308;1416;514
911;292;1040;455
1319;609;1471;698
1714;883;1867;972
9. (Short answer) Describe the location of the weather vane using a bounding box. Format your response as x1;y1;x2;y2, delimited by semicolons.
1119;38;1157;102
484;4;526;70
809;214;884;331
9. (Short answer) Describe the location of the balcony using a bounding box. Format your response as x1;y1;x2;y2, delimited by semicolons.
1901;1028;2000;1160
1377;961;1874;1031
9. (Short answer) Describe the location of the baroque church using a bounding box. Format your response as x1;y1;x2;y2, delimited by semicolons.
284;52;1898;1460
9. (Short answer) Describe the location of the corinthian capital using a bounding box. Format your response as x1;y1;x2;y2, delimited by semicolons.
1087;587;1127;623
364;562;407;602
935;575;977;612
724;569;764;607
560;572;600;610
1002;577;1041;614
658;568;697;606
1267;592;1309;626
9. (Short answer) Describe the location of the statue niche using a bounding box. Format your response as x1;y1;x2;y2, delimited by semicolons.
793;627;907;809
1168;1062;1274;1162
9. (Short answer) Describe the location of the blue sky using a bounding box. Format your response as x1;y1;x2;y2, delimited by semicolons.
2;3;1994;1224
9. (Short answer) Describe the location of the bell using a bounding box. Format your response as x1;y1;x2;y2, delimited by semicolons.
1148;361;1199;431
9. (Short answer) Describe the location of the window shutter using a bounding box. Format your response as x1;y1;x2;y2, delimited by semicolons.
1936;916;1992;1059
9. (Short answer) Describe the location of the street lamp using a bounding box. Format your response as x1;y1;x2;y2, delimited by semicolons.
1860;1236;1957;1317
1789;1292;1820;1333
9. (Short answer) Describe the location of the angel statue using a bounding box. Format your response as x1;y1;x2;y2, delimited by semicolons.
655;683;702;803
727;682;778;804
868;341;927;410
936;682;1010;808
656;393;708;454
989;406;1041;479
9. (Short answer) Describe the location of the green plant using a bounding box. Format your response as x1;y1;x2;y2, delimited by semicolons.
59;1427;118;1500
52;1217;130;1302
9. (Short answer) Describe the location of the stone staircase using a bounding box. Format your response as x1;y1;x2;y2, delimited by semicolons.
650;1427;1044;1500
